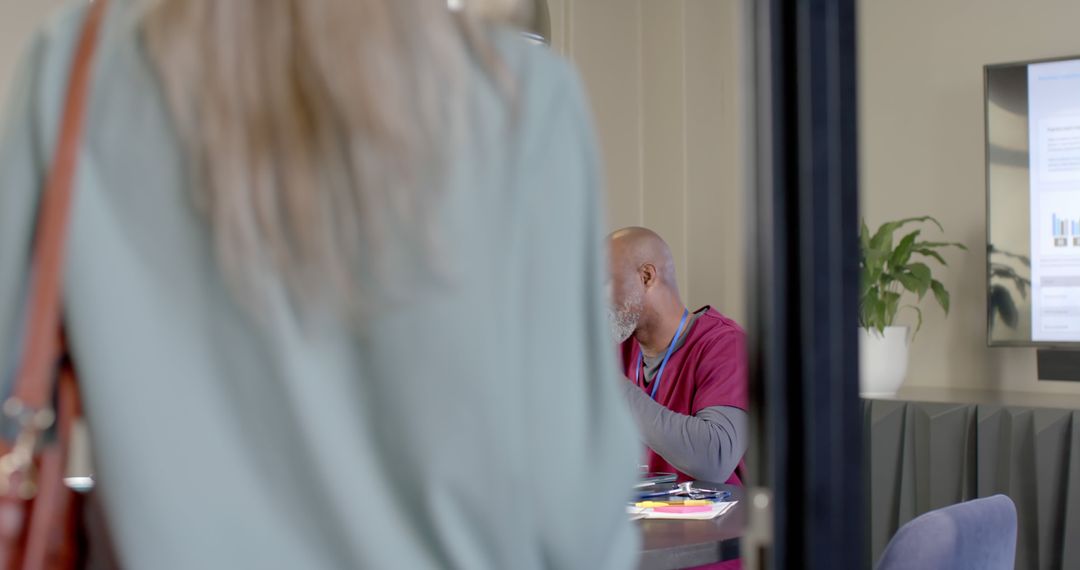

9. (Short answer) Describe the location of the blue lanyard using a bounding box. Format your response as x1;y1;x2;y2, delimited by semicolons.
635;308;689;400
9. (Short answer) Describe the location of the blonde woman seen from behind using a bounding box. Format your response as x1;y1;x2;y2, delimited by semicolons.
0;0;640;567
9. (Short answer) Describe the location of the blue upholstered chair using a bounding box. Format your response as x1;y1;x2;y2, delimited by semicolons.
875;495;1017;570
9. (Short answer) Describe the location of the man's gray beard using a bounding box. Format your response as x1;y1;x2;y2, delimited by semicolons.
608;297;641;344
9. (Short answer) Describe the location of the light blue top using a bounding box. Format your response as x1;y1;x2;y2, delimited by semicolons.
0;2;639;568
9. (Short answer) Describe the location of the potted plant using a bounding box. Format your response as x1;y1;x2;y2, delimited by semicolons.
859;216;966;396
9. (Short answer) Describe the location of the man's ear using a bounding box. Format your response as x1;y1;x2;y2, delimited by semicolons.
639;263;658;289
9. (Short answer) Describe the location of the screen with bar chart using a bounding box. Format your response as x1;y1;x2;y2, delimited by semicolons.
1028;58;1080;342
987;55;1080;345
1049;214;1080;248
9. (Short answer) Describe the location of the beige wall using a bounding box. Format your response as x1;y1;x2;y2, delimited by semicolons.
548;0;747;323
860;0;1080;393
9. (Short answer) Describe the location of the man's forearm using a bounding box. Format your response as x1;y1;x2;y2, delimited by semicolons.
619;380;747;482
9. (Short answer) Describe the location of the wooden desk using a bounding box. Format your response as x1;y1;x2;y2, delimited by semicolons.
637;484;744;570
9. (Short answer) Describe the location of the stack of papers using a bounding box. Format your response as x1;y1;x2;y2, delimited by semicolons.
628;500;738;521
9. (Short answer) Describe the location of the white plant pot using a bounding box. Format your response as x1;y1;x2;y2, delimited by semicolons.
859;326;910;397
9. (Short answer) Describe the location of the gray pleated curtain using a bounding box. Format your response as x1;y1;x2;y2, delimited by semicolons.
865;399;1080;569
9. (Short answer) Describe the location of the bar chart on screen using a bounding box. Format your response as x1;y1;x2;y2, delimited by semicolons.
1034;195;1080;340
1049;213;1080;247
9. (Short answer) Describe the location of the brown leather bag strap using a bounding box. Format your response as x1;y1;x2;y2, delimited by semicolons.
10;0;108;414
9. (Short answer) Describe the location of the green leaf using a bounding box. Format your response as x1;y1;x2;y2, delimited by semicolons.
865;249;887;271
899;304;924;338
907;262;931;280
874;295;888;331
913;248;947;266
869;217;943;251
860;271;874;298
862;247;887;295
918;216;945;233
931;280;950;314
905;263;933;298
868;225;892;252
882;291;902;325
859;294;881;330
889;231;920;270
868;221;905;251
913;240;968;251
896;272;923;294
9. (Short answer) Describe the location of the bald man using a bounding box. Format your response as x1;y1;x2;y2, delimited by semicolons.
608;227;748;484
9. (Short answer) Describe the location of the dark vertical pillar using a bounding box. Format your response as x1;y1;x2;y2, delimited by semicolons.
746;0;864;567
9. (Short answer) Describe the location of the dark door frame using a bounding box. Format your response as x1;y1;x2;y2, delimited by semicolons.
745;0;864;567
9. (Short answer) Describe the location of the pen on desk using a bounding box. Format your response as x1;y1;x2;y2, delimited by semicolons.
687;490;731;501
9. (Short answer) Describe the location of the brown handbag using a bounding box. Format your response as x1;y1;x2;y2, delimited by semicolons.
0;1;109;568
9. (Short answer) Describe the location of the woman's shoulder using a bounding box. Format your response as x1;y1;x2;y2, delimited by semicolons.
488;27;591;122
490;28;577;84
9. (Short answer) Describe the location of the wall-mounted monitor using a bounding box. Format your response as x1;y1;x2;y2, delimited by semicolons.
986;55;1080;347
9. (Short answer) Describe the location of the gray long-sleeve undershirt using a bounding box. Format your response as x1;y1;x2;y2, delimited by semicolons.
623;310;748;482
620;382;747;482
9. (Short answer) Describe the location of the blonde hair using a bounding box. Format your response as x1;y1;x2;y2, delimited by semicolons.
142;0;524;313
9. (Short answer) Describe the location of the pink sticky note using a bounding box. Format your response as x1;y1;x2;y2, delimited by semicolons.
653;505;713;514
